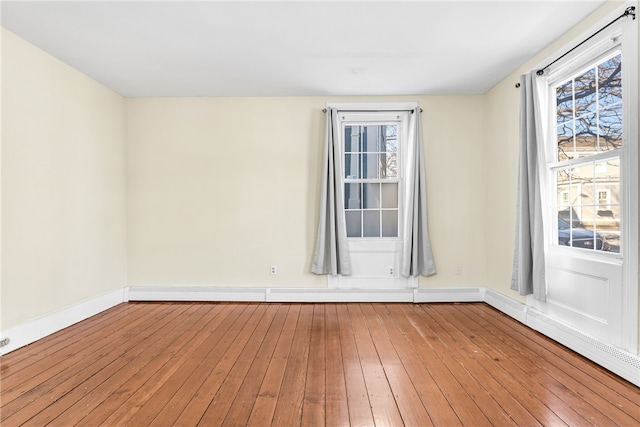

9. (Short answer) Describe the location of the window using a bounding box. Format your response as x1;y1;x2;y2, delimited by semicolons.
597;189;610;206
552;51;623;253
536;3;637;354
338;111;409;238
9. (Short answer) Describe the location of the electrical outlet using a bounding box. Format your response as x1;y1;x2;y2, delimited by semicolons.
389;267;394;276
270;265;277;275
455;266;462;276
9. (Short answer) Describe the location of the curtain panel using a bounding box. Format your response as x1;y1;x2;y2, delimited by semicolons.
311;107;351;275
400;108;436;277
511;72;548;301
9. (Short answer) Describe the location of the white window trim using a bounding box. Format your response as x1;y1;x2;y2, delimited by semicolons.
534;2;638;352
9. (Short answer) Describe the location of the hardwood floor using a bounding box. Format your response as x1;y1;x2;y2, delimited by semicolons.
1;302;638;426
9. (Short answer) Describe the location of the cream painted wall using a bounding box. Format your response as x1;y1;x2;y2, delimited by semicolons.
1;29;127;330
484;0;639;352
126;95;486;288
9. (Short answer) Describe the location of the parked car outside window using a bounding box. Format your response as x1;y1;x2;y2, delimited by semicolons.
558;216;611;251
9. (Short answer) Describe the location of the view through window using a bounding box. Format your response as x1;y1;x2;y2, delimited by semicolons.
554;52;622;253
343;123;399;238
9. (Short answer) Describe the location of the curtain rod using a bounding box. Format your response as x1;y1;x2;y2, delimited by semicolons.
322;108;423;113
536;6;635;76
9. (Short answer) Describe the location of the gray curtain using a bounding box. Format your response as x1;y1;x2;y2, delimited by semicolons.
311;107;351;275
400;108;436;277
511;72;547;301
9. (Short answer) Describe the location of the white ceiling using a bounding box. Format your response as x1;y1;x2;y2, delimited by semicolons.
1;0;606;97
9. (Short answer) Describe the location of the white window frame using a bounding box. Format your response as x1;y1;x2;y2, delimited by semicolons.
331;104;413;241
548;48;625;258
538;3;638;351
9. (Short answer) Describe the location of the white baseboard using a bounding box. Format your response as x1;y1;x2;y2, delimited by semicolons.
266;288;414;302
125;285;481;304
125;286;266;302
483;288;529;323
414;287;485;303
3;284;638;386
0;288;125;356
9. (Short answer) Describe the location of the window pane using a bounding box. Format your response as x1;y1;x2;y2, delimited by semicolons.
557;211;571;246
595;159;619;205
363;211;380;237
384;125;398;153
344;126;360;153
601;224;619;253
571;220;597;250
556;80;574;124
381;183;398;208
573;163;595;205
361;153;379;179
574;68;597;116
595;158;620;253
363;126;380;152
599;106;623;151
382;210;398;237
575;113;597;157
557;121;574;161
344;154;360;179
381;152;397;178
363;183;380;209
557;169;571;208
598;54;622;108
346;211;361;237
345;183;361;209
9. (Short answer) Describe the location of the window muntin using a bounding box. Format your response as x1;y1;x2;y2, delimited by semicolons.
552;50;622;253
342;121;401;238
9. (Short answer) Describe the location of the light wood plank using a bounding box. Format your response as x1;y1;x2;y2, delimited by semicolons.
300;304;326;427
1;301;637;427
394;304;493;426
157;303;264;426
360;303;434;426
348;303;405;427
197;304;280;426
374;303;462;426
323;304;350;427
72;303;217;426
422;304;548;426
219;304;291;427
139;303;252;427
245;304;301;427
270;304;313;427
31;303;217;427
336;303;375;427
